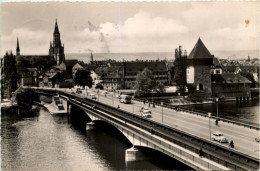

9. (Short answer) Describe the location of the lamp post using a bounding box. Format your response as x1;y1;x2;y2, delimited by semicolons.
152;89;154;108
208;112;211;140
132;100;134;114
216;98;219;120
161;101;164;123
97;90;100;102
112;90;114;106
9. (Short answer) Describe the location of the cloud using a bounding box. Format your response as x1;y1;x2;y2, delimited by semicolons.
2;27;50;55
2;3;258;55
97;11;189;52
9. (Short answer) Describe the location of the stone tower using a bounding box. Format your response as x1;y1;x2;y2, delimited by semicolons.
49;19;65;65
186;38;214;94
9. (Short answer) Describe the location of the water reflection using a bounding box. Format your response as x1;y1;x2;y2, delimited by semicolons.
1;107;191;171
161;98;259;125
184;99;259;125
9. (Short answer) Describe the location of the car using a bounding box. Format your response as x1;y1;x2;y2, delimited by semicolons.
76;89;82;94
255;138;260;142
142;107;152;114
211;132;228;143
141;113;152;118
90;94;96;100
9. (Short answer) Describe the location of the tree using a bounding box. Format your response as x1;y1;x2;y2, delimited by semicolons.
134;68;157;96
173;47;187;95
95;82;104;89
74;69;93;89
1;51;17;99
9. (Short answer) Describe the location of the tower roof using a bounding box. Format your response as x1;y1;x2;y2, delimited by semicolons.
54;19;60;34
188;38;213;59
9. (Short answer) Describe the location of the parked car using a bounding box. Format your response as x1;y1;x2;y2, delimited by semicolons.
211;132;228;143
255;137;260;142
141;107;152;114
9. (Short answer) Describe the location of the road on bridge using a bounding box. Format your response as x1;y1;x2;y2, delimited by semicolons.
64;89;259;159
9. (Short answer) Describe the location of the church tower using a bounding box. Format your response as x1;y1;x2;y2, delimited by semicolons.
16;37;20;56
90;52;94;64
49;19;65;65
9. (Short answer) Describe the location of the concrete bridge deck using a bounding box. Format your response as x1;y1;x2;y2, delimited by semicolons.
33;87;259;170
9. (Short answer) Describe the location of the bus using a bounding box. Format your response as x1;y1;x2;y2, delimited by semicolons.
119;94;132;104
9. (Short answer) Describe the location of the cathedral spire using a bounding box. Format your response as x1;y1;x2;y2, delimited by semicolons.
54;18;60;34
16;36;20;56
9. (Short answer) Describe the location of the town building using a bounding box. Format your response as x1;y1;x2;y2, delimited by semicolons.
222;65;259;83
123;61;169;89
90;70;102;88
210;58;222;75
211;74;251;99
38;72;62;88
72;63;84;78
65;59;78;76
100;65;124;90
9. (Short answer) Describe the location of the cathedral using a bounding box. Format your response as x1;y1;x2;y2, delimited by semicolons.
49;19;65;65
16;19;65;65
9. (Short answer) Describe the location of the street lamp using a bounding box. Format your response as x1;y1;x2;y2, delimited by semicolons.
132;100;134;114
208;112;211;140
216;98;219;120
97;90;100;102
161;101;164;123
152;89;154;108
112;90;114;106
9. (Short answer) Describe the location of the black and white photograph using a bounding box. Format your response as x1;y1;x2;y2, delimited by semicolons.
1;1;259;170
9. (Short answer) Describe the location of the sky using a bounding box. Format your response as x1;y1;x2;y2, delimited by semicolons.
1;2;259;57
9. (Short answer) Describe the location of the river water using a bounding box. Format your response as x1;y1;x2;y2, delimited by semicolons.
182;99;259;125
1;107;191;171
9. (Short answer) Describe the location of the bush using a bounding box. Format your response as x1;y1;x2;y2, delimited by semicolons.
59;81;74;88
187;90;211;103
16;88;39;110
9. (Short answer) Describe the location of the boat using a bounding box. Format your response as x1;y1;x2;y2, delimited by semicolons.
43;95;67;114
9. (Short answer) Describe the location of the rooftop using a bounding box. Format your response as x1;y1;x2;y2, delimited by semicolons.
188;38;213;59
212;74;251;84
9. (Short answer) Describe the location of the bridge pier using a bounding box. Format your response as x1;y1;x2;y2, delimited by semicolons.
86;122;96;131
125;147;146;162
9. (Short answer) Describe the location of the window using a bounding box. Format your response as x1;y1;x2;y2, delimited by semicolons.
199;84;203;90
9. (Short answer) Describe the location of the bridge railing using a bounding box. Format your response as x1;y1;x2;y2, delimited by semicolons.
133;98;260;130
63;92;259;170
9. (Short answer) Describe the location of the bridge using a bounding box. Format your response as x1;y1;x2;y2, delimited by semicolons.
33;87;259;170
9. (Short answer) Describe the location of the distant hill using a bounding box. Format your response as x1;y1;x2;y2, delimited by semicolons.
211;50;259;60
66;50;259;63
